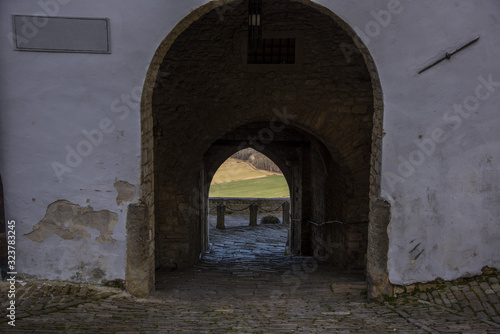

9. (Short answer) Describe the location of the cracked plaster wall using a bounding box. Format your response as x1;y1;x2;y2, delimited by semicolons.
25;200;118;244
0;0;499;286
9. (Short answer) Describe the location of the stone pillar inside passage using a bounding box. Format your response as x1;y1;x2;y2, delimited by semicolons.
249;203;258;226
216;204;226;230
282;201;290;226
290;163;302;255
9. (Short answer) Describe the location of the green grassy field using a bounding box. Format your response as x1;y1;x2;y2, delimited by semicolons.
209;175;289;198
209;158;289;198
211;159;276;184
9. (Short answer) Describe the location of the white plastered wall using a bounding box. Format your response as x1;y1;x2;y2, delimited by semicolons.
0;0;499;285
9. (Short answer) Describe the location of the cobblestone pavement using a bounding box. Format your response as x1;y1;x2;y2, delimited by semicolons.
397;271;500;325
1;219;500;333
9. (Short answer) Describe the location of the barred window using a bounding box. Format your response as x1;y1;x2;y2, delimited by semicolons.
248;38;296;64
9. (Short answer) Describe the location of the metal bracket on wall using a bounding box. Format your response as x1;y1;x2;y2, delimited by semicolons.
418;36;480;74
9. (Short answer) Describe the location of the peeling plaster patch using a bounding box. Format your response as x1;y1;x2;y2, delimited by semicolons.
114;180;136;205
25;200;118;243
70;262;107;283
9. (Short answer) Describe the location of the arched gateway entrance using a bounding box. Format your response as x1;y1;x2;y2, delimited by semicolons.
128;0;389;299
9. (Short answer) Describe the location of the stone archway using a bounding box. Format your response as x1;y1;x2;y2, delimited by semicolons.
131;0;388;299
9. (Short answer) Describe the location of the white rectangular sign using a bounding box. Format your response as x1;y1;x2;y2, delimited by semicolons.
13;15;110;53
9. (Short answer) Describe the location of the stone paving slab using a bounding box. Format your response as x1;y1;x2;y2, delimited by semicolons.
393;268;500;326
1;223;499;333
4;295;498;333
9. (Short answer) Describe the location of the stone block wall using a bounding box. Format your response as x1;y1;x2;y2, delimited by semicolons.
126;203;155;297
310;222;368;271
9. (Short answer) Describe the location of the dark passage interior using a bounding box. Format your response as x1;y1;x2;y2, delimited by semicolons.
147;0;383;287
202;122;368;271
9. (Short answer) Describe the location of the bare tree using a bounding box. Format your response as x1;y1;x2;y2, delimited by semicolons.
230;148;281;173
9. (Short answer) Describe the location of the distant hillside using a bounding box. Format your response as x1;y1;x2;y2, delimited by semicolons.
231;148;281;173
209;153;289;198
209;175;289;198
211;158;277;185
